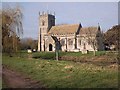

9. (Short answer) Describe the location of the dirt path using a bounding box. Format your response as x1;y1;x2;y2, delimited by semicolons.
2;66;46;88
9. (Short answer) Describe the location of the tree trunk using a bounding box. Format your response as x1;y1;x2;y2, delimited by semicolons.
93;50;96;56
56;50;59;61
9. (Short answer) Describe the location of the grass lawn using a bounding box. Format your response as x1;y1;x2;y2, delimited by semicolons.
2;52;118;88
31;51;106;59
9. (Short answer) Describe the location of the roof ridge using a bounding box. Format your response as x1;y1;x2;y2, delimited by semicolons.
54;24;79;27
82;26;97;28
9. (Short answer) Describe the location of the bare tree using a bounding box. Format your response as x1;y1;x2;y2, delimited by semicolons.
84;27;98;56
2;5;23;53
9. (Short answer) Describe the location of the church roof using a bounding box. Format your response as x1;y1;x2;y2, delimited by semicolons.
47;24;99;36
79;27;98;35
48;24;79;35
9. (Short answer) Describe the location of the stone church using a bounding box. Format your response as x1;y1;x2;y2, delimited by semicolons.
38;12;104;52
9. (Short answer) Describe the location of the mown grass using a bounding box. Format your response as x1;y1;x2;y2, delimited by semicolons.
31;51;117;67
2;54;118;88
31;51;106;60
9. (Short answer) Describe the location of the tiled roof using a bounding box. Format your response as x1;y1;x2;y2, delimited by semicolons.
79;27;98;35
47;24;99;35
48;24;79;35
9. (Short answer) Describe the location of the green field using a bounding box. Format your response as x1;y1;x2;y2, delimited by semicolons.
8;50;111;57
31;51;106;59
2;51;118;88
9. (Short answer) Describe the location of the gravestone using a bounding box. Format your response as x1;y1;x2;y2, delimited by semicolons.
81;49;88;54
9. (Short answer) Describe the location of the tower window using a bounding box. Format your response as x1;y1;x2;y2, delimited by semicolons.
42;20;45;26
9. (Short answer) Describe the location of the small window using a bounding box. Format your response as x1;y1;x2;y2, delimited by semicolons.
83;43;86;49
42;20;45;26
68;39;73;45
79;39;81;45
88;39;91;45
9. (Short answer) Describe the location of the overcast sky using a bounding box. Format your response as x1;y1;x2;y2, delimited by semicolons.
2;2;118;39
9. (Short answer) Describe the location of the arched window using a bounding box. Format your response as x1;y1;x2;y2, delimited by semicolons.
83;43;86;49
68;39;73;45
42;20;45;26
79;39;81;45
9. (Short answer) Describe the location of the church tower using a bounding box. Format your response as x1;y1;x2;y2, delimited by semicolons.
38;11;55;51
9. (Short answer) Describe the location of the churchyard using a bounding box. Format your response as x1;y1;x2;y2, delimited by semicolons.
2;51;119;88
